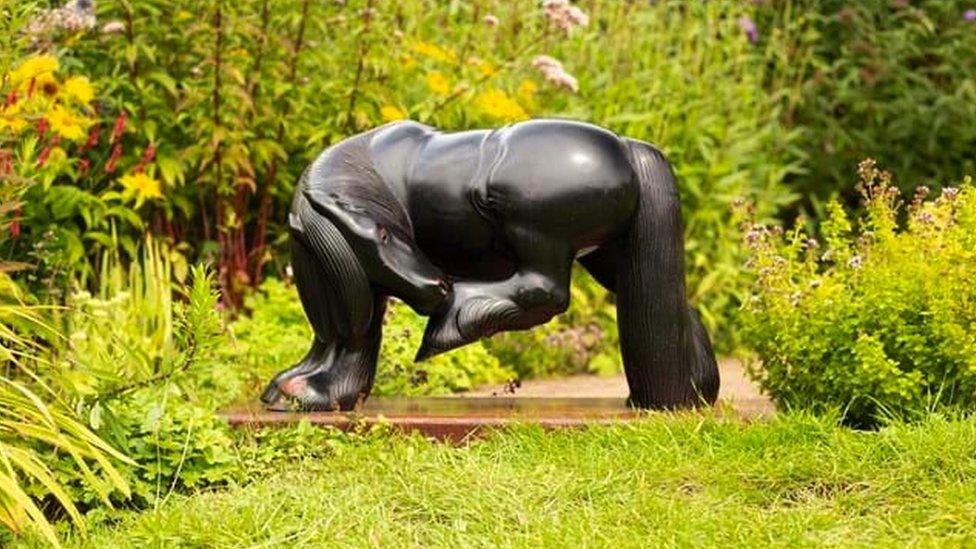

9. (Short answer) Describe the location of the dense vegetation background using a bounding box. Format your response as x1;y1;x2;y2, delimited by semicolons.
2;0;975;545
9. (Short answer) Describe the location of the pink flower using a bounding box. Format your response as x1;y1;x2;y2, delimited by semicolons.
101;21;126;34
484;14;499;27
531;55;579;92
543;0;589;34
739;16;759;44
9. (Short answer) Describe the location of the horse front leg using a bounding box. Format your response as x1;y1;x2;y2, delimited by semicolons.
416;235;573;361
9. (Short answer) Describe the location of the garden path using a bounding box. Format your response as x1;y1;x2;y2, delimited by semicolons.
461;358;774;416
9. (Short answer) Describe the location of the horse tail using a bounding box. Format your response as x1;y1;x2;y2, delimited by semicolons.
619;138;719;408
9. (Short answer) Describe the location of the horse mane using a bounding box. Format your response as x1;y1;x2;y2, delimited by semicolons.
310;131;414;241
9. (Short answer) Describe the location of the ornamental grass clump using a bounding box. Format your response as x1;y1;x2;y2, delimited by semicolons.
742;160;976;427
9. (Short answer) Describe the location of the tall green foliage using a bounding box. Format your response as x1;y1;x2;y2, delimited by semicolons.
18;0;796;343
758;0;976;208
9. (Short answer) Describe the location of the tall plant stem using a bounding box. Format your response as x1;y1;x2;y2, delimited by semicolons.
248;0;312;286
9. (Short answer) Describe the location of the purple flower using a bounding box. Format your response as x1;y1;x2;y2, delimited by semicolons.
966;9;976;21
739;16;759;44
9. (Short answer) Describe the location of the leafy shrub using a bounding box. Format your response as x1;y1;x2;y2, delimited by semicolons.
741;160;976;427
0;51;151;298
230;278;514;398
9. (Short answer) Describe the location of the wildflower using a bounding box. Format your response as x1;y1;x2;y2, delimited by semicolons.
63;76;95;104
101;20;126;34
411;41;456;64
25;0;97;40
942;187;960;200
474;89;528;122
47;104;89;140
847;255;863;269
400;54;416;70
119;172;163;201
531;55;579;92
917;211;935;224
380;105;406;122
543;0;589;33
37;73;60;97
425;71;451;95
739;16;759;44
484;14;500;27
9;56;59;86
966;9;976;21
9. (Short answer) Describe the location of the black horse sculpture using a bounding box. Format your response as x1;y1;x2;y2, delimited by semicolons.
261;119;719;411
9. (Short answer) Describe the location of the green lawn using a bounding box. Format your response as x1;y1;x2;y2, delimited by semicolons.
28;412;976;547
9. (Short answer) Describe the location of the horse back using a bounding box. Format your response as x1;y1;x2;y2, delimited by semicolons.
485;119;639;249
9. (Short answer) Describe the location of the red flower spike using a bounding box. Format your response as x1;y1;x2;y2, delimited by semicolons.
0;150;12;175
10;206;20;238
36;118;49;137
78;158;91;177
111;112;128;143
84;126;101;150
4;91;16;108
105;143;122;174
37;145;52;167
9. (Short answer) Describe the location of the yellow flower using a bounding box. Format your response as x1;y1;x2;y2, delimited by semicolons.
0;102;27;134
47;104;89;141
411;41;456;64
400;54;416;70
34;72;60;97
468;57;497;77
517;79;538;105
380;105;407;122
63;76;95;104
425;71;451;95
9;55;59;85
120;173;163;201
474;89;528;122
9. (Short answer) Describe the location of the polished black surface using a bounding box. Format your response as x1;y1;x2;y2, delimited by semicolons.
262;119;720;412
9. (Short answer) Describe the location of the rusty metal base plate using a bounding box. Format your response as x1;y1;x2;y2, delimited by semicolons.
223;397;640;442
